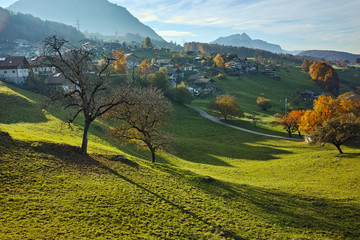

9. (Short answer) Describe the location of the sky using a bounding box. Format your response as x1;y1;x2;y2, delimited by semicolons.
1;0;360;53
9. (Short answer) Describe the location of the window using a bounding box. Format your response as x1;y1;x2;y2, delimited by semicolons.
12;71;15;73
4;71;7;74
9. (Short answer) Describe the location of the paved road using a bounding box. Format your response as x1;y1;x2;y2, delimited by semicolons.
185;104;304;142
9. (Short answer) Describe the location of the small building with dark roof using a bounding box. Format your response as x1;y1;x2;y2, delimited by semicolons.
0;56;30;84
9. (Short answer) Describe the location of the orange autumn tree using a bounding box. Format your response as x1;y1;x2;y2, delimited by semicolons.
112;49;127;73
310;62;339;94
138;60;153;81
299;93;360;153
299;94;360;135
279;110;305;137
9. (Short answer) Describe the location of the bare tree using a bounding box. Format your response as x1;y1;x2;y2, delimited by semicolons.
108;87;173;162
43;35;128;154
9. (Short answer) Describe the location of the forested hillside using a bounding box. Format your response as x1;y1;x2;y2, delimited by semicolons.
0;7;84;43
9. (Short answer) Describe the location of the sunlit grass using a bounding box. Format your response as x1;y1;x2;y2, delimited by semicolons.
165;104;360;202
1;81;360;239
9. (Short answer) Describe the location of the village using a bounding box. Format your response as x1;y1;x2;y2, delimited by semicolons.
0;38;270;98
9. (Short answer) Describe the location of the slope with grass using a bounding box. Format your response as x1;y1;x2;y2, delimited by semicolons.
1;81;360;239
194;64;322;117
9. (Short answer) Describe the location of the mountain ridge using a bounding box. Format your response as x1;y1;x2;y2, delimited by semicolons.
297;50;360;63
0;7;84;44
8;0;164;42
210;33;290;54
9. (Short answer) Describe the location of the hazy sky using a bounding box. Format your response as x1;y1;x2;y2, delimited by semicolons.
2;0;360;53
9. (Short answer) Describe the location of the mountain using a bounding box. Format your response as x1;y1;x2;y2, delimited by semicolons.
297;50;360;63
184;42;303;63
210;33;285;54
8;0;164;41
0;7;84;43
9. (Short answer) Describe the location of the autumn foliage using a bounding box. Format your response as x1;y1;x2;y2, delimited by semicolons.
138;60;153;80
299;94;360;134
278;110;305;137
309;62;339;95
112;49;127;73
213;54;225;69
298;93;360;153
208;94;244;120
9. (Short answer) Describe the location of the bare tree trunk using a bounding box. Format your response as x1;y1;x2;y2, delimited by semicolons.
335;144;343;154
287;130;292;138
81;120;91;154
151;150;156;163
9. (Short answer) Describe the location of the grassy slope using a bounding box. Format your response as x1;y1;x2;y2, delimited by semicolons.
1;81;360;239
195;64;325;115
336;66;360;93
192;64;323;137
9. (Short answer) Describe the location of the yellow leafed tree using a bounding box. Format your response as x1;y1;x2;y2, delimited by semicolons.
112;49;127;73
213;54;224;69
208;94;244;121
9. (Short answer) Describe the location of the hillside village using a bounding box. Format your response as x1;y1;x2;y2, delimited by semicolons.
0;40;263;98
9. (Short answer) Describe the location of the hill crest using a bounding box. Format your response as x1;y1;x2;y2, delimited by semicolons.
8;0;164;41
297;50;360;63
0;7;84;44
210;33;285;54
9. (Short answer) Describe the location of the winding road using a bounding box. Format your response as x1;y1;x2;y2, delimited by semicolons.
185;104;304;142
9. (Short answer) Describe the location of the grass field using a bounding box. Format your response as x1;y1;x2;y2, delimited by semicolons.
193;64;323;119
1;79;360;239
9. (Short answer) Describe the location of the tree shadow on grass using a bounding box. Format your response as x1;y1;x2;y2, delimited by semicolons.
30;141;246;239
191;176;360;239
97;161;247;240
171;137;292;167
170;105;294;166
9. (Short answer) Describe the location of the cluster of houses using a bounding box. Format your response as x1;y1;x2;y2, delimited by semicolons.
1;42;265;98
225;58;257;76
0;53;219;98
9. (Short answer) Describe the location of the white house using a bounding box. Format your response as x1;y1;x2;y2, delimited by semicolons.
0;56;30;84
28;56;56;76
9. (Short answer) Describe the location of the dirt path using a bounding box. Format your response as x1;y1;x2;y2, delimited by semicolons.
185;104;304;142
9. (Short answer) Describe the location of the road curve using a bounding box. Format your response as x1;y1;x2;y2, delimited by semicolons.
185;104;304;142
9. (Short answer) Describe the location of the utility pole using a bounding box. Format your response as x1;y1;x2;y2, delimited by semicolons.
285;98;288;113
76;18;80;31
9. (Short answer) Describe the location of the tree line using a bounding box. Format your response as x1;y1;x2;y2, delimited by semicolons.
184;42;304;63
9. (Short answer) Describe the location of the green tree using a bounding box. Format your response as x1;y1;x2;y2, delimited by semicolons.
256;93;272;111
144;37;153;48
208;94;244;121
168;82;193;104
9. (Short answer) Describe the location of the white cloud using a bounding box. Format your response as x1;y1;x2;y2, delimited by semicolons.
132;10;159;22
109;0;360;53
155;30;198;37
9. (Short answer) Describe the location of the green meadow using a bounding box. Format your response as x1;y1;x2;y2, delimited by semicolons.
1;65;360;239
